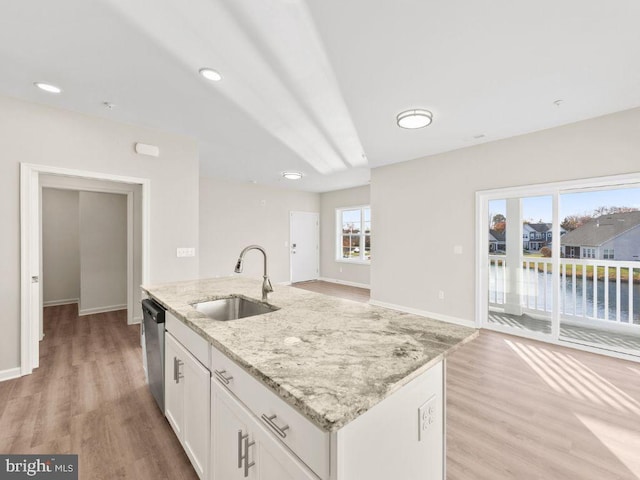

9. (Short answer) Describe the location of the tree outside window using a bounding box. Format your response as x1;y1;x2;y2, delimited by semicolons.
337;206;371;262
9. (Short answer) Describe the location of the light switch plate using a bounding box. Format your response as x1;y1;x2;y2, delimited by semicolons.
418;395;437;441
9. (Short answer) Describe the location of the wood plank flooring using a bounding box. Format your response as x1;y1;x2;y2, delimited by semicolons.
0;304;197;480
447;331;640;480
2;289;639;479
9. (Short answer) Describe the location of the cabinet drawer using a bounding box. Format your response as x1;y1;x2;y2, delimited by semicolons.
165;311;209;367
210;344;329;480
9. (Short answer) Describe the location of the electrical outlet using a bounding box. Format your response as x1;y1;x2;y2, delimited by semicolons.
176;248;196;258
438;290;445;300
418;395;437;441
454;245;463;255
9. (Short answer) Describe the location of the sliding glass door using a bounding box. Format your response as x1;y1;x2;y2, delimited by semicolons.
479;177;640;358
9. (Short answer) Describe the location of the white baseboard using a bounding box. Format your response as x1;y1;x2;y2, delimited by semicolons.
43;298;79;307
130;316;143;325
369;299;475;328
277;281;292;286
318;277;370;289
0;367;21;382
79;304;127;316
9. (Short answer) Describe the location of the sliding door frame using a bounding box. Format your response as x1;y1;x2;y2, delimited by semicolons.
476;172;640;362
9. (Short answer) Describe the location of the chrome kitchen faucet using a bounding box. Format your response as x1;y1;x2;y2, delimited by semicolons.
234;245;273;302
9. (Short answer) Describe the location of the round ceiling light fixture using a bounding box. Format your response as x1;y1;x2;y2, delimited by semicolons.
396;109;433;129
34;82;62;94
199;68;222;82
282;172;303;180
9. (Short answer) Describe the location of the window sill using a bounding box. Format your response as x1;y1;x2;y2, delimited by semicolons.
335;259;371;265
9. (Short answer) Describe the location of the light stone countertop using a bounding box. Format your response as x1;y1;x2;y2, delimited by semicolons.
142;277;477;432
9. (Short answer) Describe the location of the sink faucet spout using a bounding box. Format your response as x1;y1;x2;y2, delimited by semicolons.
234;245;273;302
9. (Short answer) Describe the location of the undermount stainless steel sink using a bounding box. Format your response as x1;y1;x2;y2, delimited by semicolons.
191;297;278;321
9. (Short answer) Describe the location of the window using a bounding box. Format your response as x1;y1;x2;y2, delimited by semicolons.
337;206;371;262
604;248;615;260
583;247;595;259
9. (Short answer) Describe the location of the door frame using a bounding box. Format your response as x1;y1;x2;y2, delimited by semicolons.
475;172;640;362
20;163;151;375
289;211;320;284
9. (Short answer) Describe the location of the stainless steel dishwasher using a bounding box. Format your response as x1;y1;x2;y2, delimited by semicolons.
142;298;166;412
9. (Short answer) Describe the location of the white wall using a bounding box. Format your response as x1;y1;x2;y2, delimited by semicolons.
0;94;199;372
320;185;370;287
42;188;80;305
371;107;640;325
79;191;127;315
199;176;319;284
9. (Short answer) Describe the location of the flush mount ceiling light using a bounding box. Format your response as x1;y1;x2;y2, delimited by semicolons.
282;172;303;180
199;67;222;82
396;109;433;129
34;82;62;94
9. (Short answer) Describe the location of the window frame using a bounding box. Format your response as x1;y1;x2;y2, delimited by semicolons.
335;205;371;264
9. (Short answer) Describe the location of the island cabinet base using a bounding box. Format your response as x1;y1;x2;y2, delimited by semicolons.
209;340;444;480
330;360;444;480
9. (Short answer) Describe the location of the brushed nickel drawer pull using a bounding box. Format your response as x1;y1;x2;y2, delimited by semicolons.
214;369;233;385
173;357;184;383
238;430;255;477
243;434;255;477
261;413;290;438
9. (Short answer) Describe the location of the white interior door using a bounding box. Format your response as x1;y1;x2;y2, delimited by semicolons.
290;212;319;283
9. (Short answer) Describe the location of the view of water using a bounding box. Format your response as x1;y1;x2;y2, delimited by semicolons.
489;265;640;324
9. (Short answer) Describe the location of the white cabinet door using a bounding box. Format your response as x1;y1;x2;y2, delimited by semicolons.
183;349;210;480
212;378;250;480
211;380;317;480
165;332;185;437
254;426;318;480
165;331;210;480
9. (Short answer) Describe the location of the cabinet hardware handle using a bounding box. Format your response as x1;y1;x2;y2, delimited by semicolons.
261;413;290;438
243;433;255;477
174;357;184;384
237;430;255;477
214;369;233;385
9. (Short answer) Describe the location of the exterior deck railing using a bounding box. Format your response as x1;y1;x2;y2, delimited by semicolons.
488;255;640;326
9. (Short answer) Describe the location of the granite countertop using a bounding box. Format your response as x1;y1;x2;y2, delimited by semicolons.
142;277;477;432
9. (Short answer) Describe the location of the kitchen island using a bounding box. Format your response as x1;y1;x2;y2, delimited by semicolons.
142;277;477;480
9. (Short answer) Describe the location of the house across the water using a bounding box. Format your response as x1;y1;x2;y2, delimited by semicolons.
561;211;640;261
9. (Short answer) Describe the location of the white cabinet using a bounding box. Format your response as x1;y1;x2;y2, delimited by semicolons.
165;331;210;480
211;378;318;480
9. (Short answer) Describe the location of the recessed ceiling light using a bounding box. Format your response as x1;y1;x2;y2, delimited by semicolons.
397;109;433;129
34;82;62;94
199;68;222;82
282;172;302;180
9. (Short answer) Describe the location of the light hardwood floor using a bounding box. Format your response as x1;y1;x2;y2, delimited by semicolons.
0;304;198;480
295;281;640;479
2;290;639;479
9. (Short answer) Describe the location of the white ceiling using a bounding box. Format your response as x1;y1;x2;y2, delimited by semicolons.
1;0;639;192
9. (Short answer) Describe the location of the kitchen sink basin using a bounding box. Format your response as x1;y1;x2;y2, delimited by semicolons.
191;297;278;321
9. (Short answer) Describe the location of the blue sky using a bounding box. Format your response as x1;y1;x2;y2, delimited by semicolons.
489;187;640;223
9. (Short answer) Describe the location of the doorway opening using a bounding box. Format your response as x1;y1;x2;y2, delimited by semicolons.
20;163;150;376
477;173;640;361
